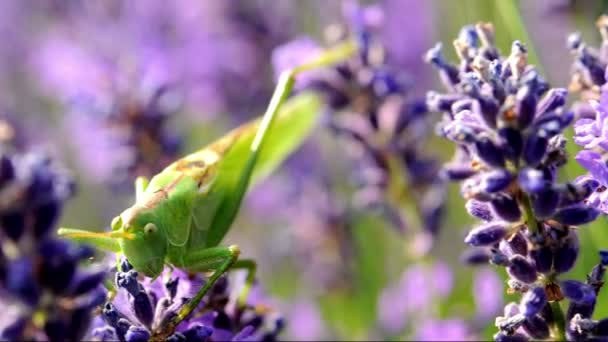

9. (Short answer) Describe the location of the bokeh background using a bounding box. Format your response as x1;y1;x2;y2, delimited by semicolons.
2;0;608;340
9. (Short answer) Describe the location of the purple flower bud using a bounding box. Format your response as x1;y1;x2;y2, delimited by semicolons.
532;189;560;218
70;270;106;296
520;287;547;317
507;279;530;293
1;316;27;340
120;259;134;272
561;280;596;304
33;201;60;238
553;232;579;274
530;246;553;274
560;179;599;206
536;88;567;117
131;292;154;328
166;332;186;342
214;311;233;331
569;313;596;337
116;270;141;297
233;325;256;341
534;113;570;138
516;85;537;129
461;248;491;265
523;134;548;167
466;199;494;222
465;222;509;246
102;303;122;327
567;301;596;321
506;232;528;256
504;302;520;317
0;155;15;187
425;44;461;87
552;205;600;226
164;277;179;300
1;212;24;241
588;263;606;293
600;250;608;266
475;136;506;167
182;323;213;342
67;305;93;341
6;257;40;306
498;127;523;161
115;319;132;342
496;313;526;334
596;318;608;336
451;99;474;113
490;194;521;222
518;168;551;194
507;255;537;284
477;97;500;128
441;163;477;181
522;315;550;340
125;326;150;342
38;240;77;294
491;250;511;266
481;169;513;193
493;332;529;342
426;91;464;112
91;327;117;341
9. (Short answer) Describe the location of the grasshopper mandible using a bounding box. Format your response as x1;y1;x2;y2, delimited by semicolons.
58;41;356;337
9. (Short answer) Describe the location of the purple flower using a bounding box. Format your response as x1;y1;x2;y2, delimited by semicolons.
0;147;105;341
378;262;455;335
273;1;446;249
474;268;504;320
284;300;326;341
93;259;283;341
430;21;606;340
416;319;470;341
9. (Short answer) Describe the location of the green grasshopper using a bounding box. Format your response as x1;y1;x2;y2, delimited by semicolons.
58;41;356;337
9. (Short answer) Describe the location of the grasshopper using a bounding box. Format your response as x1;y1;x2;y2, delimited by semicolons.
58;41;356;337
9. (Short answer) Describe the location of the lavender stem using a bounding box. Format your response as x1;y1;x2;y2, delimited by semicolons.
549;301;566;341
520;192;539;234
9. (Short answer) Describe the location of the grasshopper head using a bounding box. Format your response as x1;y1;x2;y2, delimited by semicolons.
112;208;168;277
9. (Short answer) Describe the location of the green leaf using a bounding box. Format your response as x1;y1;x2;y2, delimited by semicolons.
205;92;322;246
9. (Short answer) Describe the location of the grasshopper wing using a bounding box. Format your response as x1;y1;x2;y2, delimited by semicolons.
191;92;322;246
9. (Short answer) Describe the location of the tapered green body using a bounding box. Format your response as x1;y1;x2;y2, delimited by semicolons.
60;90;323;277
57;41;357;337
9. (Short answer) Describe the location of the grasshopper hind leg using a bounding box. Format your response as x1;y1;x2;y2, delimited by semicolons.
232;259;257;307
153;245;240;338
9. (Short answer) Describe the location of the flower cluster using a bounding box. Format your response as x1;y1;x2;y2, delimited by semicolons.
0;149;106;340
569;16;608;214
273;3;445;252
378;261;502;340
67;80;182;190
91;259;283;341
567;15;608;104
427;23;605;341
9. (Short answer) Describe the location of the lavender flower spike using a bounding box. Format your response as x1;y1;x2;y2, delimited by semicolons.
429;22;605;341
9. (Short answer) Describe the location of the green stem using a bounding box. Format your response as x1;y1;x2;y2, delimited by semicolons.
521;191;567;340
550;301;567;341
520;192;539;234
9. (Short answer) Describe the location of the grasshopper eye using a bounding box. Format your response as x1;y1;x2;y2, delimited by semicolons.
144;223;158;234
